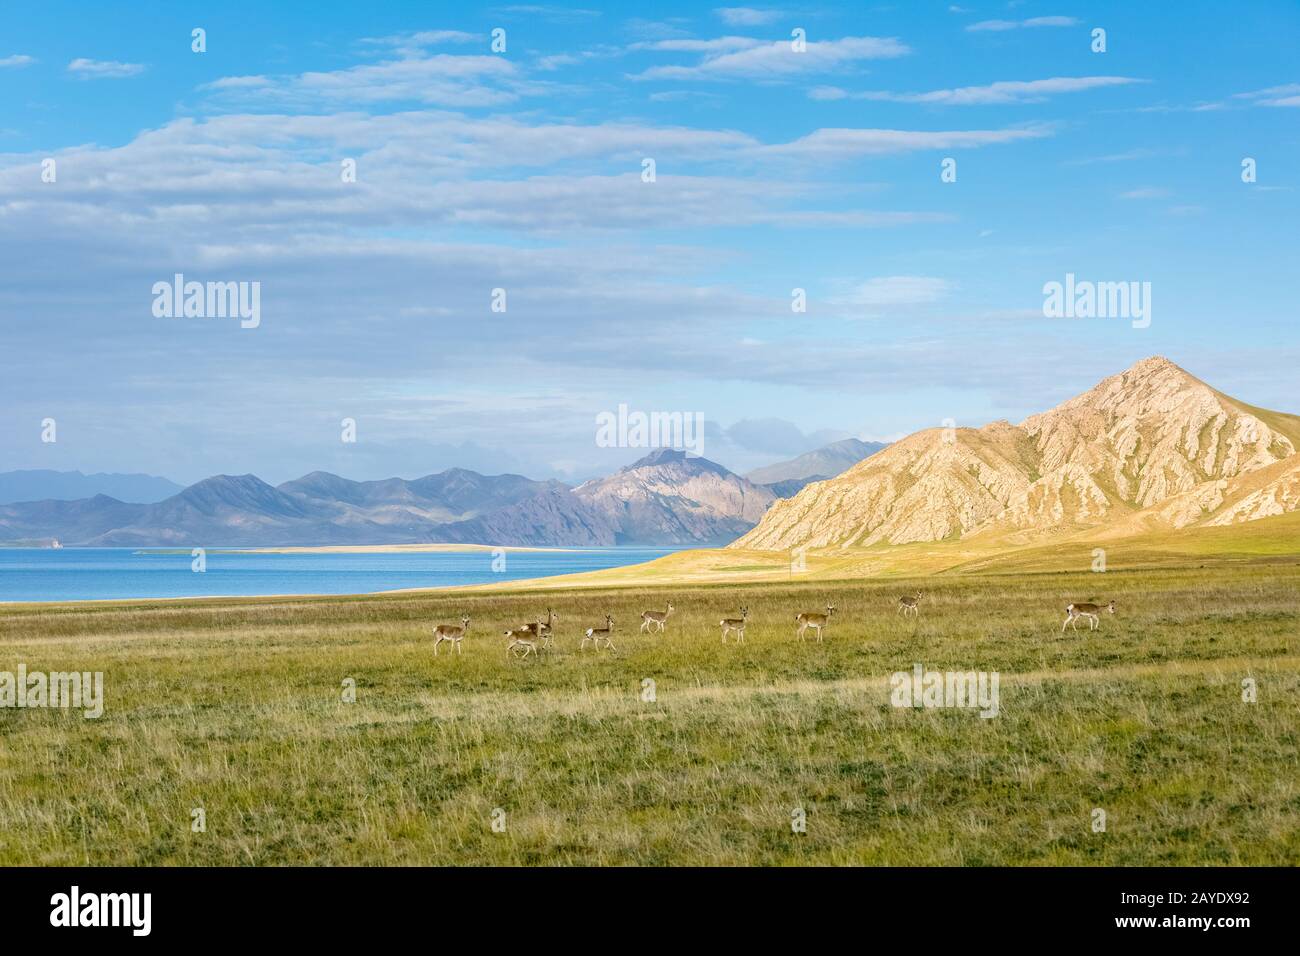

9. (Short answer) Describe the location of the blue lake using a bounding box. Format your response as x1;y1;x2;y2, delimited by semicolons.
0;547;675;603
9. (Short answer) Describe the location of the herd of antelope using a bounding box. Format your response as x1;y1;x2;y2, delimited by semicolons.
430;592;1119;658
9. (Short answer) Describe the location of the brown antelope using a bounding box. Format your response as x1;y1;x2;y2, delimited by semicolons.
795;605;836;642
1062;600;1115;632
581;614;616;651
720;607;749;643
432;615;470;655
897;591;922;617
508;608;557;641
640;602;675;634
505;617;545;659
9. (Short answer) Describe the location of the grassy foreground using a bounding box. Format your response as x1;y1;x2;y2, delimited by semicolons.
1;561;1298;865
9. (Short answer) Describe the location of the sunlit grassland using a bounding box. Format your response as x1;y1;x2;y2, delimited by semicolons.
1;559;1297;865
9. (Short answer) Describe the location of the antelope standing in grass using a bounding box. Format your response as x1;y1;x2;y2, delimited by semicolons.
581;614;616;651
1062;600;1115;632
508;608;557;640
640;602;675;634
795;605;836;642
505;617;545;659
432;616;470;655
897;591;922;617
720;607;749;643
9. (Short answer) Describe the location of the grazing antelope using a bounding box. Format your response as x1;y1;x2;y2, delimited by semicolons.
640;602;675;634
432;616;470;655
505;618;545;659
897;591;922;617
581;614;616;651
1062;600;1115;632
720;607;749;643
795;605;836;642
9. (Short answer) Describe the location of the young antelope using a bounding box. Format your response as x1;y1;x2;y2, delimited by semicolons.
1062;600;1115;632
432;615;470;655
720;607;749;643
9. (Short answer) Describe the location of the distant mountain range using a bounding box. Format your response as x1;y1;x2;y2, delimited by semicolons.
746;438;886;495
735;356;1300;551
0;470;184;505
0;440;879;548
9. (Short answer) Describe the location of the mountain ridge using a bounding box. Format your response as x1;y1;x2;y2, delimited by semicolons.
733;356;1300;551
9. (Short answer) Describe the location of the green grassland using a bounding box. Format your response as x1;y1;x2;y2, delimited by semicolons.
2;531;1298;864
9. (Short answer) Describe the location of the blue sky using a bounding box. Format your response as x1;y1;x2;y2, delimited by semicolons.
1;1;1297;485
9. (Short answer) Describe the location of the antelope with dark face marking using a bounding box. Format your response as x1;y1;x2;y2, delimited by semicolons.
432;615;470;655
581;614;616;651
795;605;836;642
897;591;922;617
640;602;674;634
1062;600;1115;632
720;607;748;643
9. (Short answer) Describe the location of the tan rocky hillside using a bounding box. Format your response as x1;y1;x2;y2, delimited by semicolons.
732;356;1300;551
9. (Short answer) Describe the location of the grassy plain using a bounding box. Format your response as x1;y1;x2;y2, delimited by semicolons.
1;517;1298;865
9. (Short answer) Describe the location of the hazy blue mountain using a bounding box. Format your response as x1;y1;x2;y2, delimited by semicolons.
0;469;183;504
0;456;784;547
0;494;148;545
747;438;886;488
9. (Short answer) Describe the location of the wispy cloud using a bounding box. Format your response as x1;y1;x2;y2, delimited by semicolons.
967;16;1079;32
204;52;534;108
0;54;36;69
810;76;1142;105
634;36;764;53
765;124;1050;158
838;276;954;311
634;34;910;81
715;7;784;26
67;58;146;78
1118;187;1171;200
497;5;601;21
359;30;480;57
1064;147;1163;165
1234;83;1300;107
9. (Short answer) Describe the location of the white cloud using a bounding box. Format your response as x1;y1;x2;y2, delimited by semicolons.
808;86;849;101
810;76;1141;105
714;7;783;26
967;16;1078;32
499;5;602;21
1234;83;1300;107
0;54;36;69
362;30;479;47
634;34;910;81
205;53;533;107
634;36;764;53
67;58;146;78
840;276;954;311
1119;187;1171;200
765;125;1050;158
